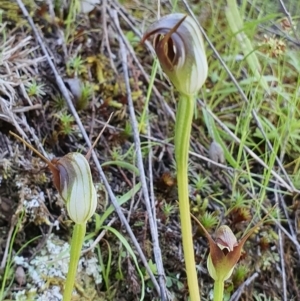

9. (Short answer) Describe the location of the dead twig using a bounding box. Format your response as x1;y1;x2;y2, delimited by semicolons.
0;194;25;270
101;0;118;74
81;217;117;254
229;272;259;301
112;9;167;300
12;104;42;113
275;185;287;301
0;219;17;271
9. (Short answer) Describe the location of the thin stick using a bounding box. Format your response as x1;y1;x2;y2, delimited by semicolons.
147;122;168;297
9;131;57;170
12;104;42;113
86;112;114;160
229;272;259;301
0;219;16;270
81;218;117;254
275;185;287;301
112;9;167;300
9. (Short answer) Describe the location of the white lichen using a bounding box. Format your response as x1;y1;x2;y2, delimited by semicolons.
13;234;102;300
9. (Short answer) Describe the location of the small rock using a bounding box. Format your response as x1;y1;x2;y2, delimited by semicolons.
80;0;100;14
208;141;225;170
65;78;82;102
15;265;26;286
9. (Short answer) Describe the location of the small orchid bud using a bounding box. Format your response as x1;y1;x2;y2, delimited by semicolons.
142;13;208;96
9;132;97;225
206;226;239;281
52;153;97;224
195;215;271;282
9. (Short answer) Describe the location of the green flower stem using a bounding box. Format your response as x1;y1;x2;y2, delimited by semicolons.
63;223;86;301
213;280;224;301
175;94;200;301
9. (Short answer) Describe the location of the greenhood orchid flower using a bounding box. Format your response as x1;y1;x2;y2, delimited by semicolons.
142;13;208;96
51;153;97;224
196;222;262;282
191;208;273;301
51;153;97;301
194;210;273;284
142;14;208;301
206;225;239;282
9;132;97;301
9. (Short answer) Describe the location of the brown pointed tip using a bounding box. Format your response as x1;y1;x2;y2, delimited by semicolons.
141;30;155;45
140;14;188;46
140;35;147;45
85;149;92;161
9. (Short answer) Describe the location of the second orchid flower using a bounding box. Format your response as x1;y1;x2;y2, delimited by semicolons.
142;13;208;96
142;13;208;301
